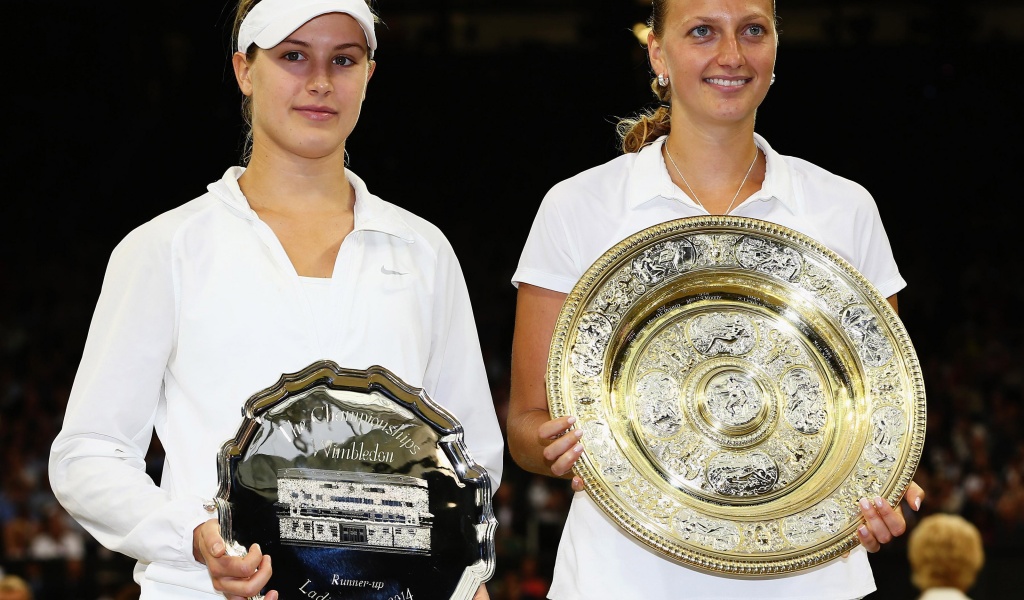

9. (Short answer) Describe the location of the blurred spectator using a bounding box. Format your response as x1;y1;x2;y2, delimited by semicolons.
907;513;985;600
27;505;84;566
25;505;84;600
98;582;139;600
524;475;570;572
516;555;548;600
0;575;32;600
1;481;37;566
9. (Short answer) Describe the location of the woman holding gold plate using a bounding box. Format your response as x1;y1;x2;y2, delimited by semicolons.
508;0;925;598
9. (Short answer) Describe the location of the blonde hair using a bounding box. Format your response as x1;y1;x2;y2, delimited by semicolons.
617;0;777;154
907;513;985;591
0;575;32;600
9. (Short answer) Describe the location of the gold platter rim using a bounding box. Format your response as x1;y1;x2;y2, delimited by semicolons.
546;215;926;575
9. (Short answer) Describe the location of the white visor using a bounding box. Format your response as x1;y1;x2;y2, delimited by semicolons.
237;0;377;55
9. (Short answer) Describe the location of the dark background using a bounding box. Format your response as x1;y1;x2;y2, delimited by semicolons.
2;1;1023;600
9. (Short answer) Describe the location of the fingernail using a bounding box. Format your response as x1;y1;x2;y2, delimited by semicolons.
575;429;584;438
874;496;884;508
859;498;871;511
858;526;868;537
567;416;577;424
212;542;224;554
915;497;922;510
573;443;583;453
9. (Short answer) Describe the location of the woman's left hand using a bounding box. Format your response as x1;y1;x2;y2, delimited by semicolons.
856;479;925;552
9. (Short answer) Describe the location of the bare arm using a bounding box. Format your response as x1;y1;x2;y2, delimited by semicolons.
507;284;584;485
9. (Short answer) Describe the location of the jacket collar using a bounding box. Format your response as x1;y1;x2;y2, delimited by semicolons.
210;166;416;242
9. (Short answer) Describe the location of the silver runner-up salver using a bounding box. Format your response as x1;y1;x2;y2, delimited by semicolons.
547;216;926;576
212;361;496;600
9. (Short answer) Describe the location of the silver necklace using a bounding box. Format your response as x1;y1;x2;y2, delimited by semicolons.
664;144;760;215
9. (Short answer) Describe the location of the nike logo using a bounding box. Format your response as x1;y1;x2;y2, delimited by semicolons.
381;265;407;276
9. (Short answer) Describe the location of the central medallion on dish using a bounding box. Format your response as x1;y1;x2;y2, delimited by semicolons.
623;306;831;501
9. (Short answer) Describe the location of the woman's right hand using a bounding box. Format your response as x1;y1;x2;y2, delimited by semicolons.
539;415;585;491
193;519;278;600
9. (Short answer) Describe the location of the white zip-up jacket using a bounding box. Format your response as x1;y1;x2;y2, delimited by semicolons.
50;166;504;599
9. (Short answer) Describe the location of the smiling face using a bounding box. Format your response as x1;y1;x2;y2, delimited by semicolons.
648;0;777;129
233;12;376;162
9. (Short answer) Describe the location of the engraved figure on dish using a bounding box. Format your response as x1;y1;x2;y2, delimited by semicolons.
595;276;635;316
781;368;828;434
652;437;708;482
783;500;846;546
636;371;684;437
864;407;906;467
689;313;756;356
746;522;784;553
571;312;614;377
706;451;779;497
633;246;671;285
583;421;631;483
672;510;741;552
659;239;698;271
705;372;762;427
642;325;693;373
842;305;895;367
632;239;698;285
764;329;802;366
736;237;802;281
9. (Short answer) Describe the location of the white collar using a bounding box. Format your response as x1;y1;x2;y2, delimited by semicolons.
625;133;797;214
210;166;416;243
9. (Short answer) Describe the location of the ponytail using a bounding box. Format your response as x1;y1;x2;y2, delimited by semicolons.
616;78;672;154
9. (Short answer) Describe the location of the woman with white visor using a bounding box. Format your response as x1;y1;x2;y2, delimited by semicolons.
48;2;504;599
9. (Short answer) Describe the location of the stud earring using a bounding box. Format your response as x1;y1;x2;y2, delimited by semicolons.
770;73;776;85
657;73;669;87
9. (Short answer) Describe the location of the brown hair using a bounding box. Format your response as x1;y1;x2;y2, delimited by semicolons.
617;0;777;154
231;0;261;163
907;513;985;592
229;0;379;163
